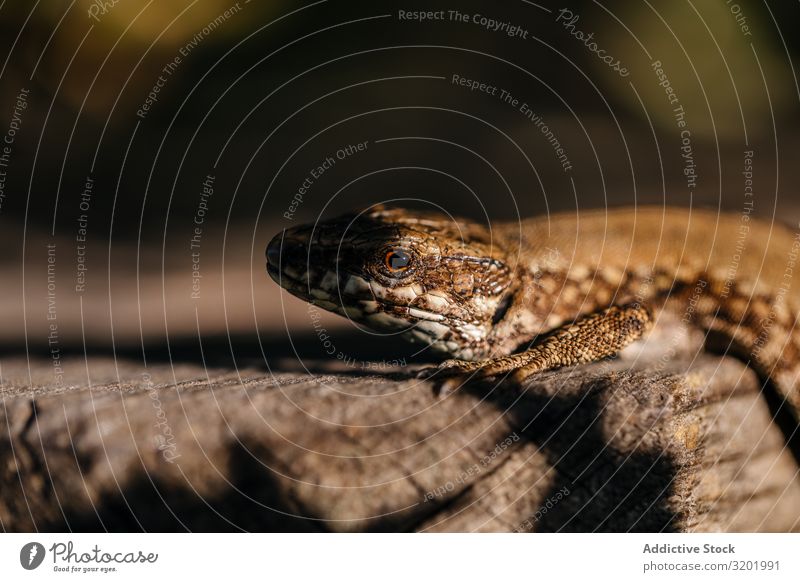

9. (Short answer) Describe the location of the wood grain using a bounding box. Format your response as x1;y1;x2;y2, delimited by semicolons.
1;343;798;532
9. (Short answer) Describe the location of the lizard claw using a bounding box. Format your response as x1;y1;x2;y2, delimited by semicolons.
417;360;522;399
434;375;467;399
415;363;473;398
415;359;473;380
415;366;441;380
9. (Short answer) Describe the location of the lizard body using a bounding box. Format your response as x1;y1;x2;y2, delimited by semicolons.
267;205;800;417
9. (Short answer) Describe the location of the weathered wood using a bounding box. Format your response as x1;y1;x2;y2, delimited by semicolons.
1;344;798;532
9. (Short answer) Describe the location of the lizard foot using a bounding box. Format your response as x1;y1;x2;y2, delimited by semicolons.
417;360;513;399
417;302;653;398
418;302;653;398
415;358;481;380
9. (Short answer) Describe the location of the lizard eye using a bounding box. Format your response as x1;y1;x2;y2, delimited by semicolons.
383;248;412;274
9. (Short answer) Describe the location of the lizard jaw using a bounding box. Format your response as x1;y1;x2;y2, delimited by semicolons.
268;257;471;355
269;263;451;335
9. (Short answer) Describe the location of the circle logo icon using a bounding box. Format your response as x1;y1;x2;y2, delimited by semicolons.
20;542;46;570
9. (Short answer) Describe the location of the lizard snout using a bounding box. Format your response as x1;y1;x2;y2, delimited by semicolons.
266;232;284;268
266;230;306;282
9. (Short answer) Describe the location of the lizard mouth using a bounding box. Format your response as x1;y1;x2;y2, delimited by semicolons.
270;263;448;327
266;231;320;297
266;231;460;350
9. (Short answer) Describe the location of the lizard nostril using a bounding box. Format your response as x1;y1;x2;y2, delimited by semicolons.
266;234;284;267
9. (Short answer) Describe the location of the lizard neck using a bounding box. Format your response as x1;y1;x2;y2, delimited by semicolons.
484;268;552;356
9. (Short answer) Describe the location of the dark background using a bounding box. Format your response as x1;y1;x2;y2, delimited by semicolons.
1;0;798;365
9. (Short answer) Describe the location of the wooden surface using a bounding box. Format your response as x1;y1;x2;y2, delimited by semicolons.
2;335;799;532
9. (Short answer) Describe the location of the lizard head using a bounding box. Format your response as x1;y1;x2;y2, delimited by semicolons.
266;205;516;360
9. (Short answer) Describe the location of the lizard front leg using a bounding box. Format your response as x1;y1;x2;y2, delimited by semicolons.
425;303;653;394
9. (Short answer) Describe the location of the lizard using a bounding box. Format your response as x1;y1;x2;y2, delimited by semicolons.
266;204;800;419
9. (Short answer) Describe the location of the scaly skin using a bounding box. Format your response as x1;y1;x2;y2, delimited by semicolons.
266;205;800;415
